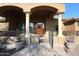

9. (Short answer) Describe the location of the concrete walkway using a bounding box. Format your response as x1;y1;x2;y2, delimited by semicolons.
53;46;67;56
67;44;79;56
12;43;67;56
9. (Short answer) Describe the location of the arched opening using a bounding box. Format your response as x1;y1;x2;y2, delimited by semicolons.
0;5;25;33
30;6;58;36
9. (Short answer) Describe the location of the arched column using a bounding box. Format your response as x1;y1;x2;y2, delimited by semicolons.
24;11;30;37
23;10;30;45
58;12;64;37
57;12;64;48
53;12;64;48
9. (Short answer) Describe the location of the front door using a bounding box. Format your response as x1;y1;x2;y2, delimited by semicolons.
35;23;44;36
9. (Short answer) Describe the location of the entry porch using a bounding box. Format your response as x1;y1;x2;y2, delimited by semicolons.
0;5;64;48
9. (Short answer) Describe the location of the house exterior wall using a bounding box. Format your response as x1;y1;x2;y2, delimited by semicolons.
45;18;58;41
62;21;76;36
75;22;79;31
0;3;65;12
46;18;58;35
74;22;79;44
63;21;79;36
64;23;75;32
62;21;79;45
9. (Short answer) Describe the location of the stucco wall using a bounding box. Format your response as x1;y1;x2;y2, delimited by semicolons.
44;18;58;44
46;18;58;31
63;23;75;32
0;3;65;12
75;22;79;31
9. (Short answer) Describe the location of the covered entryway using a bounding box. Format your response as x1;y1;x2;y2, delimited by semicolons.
0;5;25;34
0;6;26;55
0;4;65;54
30;6;58;36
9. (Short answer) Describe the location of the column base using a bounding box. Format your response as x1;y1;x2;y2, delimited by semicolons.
25;34;29;37
58;34;64;37
25;34;30;45
57;34;65;48
53;36;65;48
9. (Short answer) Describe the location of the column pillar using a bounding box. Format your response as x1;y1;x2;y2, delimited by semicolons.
58;13;65;48
58;13;63;37
24;11;30;45
24;11;30;37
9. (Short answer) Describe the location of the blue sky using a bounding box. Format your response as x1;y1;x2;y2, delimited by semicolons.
64;3;79;18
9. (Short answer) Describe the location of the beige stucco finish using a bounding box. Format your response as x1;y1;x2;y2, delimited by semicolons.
75;22;79;31
0;3;65;13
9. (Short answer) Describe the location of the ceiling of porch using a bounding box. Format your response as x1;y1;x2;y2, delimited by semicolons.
30;6;58;19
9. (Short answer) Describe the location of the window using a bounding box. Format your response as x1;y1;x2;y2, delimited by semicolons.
30;23;35;33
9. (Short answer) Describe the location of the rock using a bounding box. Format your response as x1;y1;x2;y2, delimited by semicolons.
6;44;16;50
